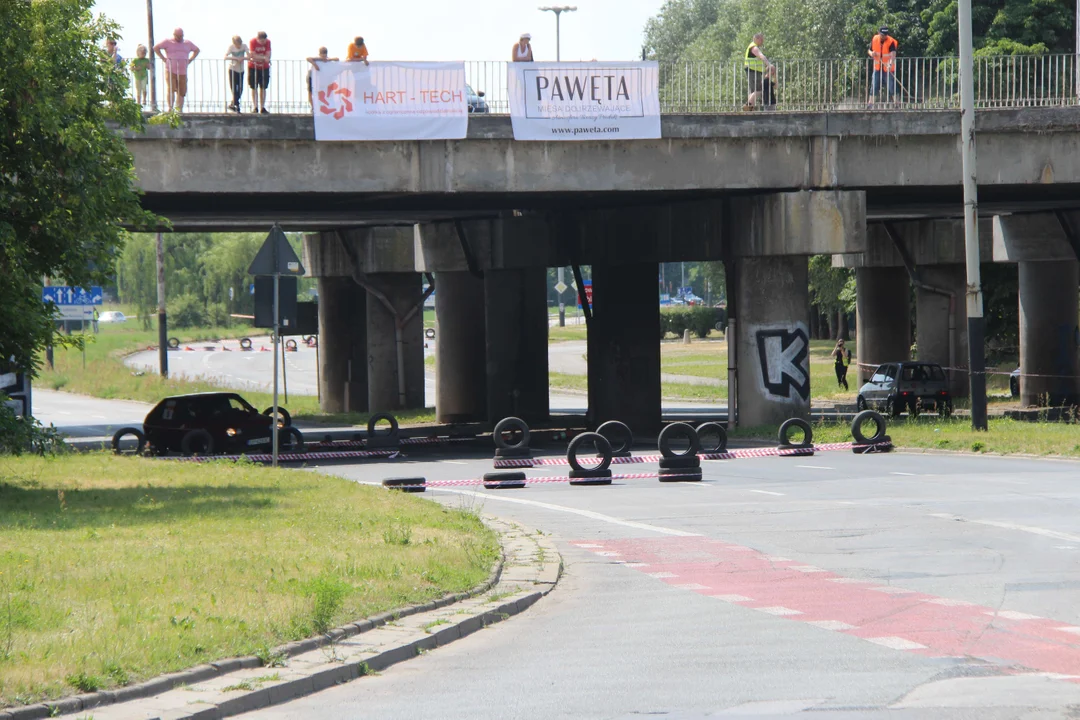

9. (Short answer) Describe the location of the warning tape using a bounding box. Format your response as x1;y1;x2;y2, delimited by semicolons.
171;449;400;463
493;441;888;468
388;471;699;489
304;436;478;451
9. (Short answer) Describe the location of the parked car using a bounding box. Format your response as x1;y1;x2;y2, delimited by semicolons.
466;84;488;114
98;311;127;324
857;362;951;417
141;392;301;456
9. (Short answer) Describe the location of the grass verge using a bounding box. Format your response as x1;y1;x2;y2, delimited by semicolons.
0;454;498;706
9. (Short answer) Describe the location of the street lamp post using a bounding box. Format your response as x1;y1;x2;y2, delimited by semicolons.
146;0;158;111
539;6;576;326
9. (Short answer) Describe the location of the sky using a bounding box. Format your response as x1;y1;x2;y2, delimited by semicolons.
94;0;666;63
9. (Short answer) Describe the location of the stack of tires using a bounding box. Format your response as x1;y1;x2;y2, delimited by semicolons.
658;423;702;482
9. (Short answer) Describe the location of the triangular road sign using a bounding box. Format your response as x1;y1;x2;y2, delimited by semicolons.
248;225;305;277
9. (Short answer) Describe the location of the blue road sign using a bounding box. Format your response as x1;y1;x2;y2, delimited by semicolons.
41;286;103;306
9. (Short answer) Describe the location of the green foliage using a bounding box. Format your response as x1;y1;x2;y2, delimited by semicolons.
0;398;66;456
306;575;352;634
925;0;1073;56
0;0;154;374
170;294;209;330
661;307;722;339
809;255;856;317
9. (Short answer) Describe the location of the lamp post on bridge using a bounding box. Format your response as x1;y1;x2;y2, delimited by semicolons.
146;0;158;112
539;5;576;326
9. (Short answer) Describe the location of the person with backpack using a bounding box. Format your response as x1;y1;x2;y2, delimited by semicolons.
832;338;853;390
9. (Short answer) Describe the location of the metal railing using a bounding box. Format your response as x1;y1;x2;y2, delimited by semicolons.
127;56;1078;115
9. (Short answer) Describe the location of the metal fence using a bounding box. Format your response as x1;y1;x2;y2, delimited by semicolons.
129;56;1078;115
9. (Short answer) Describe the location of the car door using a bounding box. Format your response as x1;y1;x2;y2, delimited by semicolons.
865;365;889;406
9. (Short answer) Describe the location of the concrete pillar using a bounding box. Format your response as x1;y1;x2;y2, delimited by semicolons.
434;271;487;423
915;265;968;397
587;263;661;435
365;274;425;412
317;276;367;414
735;256;810;427
855;267;911;386
1019;260;1080;406
484;268;549;424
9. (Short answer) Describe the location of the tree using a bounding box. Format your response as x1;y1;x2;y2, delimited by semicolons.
0;0;153;372
644;0;724;63
809;255;856;339
926;0;1073;55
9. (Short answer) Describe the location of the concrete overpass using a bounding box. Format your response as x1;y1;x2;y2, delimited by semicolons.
122;108;1080;429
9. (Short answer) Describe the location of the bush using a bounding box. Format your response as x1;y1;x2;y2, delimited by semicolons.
661;307;723;339
171;293;208;329
688;306;716;338
206;302;231;328
0;398;66;456
659;313;671;339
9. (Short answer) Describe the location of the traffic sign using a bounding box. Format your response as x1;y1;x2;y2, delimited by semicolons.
41;286;103;306
553;281;568;295
248;225;305;277
55;306;94;320
577;280;593;309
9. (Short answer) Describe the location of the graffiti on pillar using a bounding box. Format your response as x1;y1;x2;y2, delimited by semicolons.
753;324;810;402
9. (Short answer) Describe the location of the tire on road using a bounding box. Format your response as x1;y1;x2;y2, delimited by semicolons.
695;422;727;453
111;427;146;455
482;471;527;489
367;412;399;438
167;337;180;349
382;477;426;493
277;426;305;453
425;328;436;339
493;416;530;450
658;455;701;470
851;410;887;444
285;339;298;351
778;418;813;448
596;420;633;455
658;422;700;458
567;432;612;474
239;337;253;350
180;429;214;456
262;407;292;428
659;468;703;483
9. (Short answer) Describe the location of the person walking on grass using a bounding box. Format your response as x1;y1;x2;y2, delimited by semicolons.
225;35;248;113
306;47;339;107
832;338;852;390
130;45;150;106
153;28;200;113
248;31;272;113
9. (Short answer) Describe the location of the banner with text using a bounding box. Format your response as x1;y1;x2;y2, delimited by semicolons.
313;62;468;141
508;62;661;141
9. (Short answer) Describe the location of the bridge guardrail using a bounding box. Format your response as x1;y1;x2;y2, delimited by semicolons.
127;55;1079;116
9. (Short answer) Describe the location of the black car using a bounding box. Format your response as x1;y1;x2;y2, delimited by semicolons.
114;392;302;456
857;362;952;417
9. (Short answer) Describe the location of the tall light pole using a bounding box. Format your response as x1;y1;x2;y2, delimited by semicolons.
146;0;158;111
958;0;987;430
539;6;576;325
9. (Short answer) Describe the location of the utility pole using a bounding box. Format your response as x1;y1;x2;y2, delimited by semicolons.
156;231;168;377
958;0;988;430
146;0;158;111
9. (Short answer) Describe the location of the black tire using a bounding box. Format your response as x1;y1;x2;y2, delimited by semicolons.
658;456;701;470
658;422;700;458
382;477;426;493
659;468;703;483
277;427;305;453
567;432;612;474
569;468;613;485
167;337;179;349
367;412;399;438
856;395;868;411
851;410;887;444
778;418;813;448
494;446;532;458
180;429;214;456
596;420;633;455
695;422;727;453
263;407;292;427
493;417;530;450
239;337;253;350
425;328;436;339
482;471;527;489
111;427;146;455
285;339;298;351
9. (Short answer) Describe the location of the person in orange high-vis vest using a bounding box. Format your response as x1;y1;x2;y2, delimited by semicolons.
868;26;898;104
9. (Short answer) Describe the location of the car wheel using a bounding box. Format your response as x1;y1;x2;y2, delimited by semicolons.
111;427;146;455
856;396;867;411
277;427;305;453
262;407;291;427
181;429;215;456
889;398;904;418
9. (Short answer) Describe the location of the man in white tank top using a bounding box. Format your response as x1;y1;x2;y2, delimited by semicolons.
512;33;533;62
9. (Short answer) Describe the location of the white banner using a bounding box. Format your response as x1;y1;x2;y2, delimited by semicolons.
508;62;661;141
313;62;468;141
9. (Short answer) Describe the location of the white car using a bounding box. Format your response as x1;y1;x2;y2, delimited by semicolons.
98;311;127;324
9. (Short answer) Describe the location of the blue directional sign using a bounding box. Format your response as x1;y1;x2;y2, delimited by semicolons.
41;286;103;306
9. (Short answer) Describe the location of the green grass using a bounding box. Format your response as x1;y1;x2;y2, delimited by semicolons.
547;325;588;342
0;454;498;707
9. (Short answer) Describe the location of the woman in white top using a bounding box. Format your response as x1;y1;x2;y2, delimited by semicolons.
512;33;533;62
224;35;248;112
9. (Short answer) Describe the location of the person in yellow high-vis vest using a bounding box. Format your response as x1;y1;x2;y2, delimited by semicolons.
744;33;776;110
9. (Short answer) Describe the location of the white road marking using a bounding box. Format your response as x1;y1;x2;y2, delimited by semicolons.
431;489;703;537
791;565;827;573
620;562;648;568
928;513;1080;544
807;620;857;631
1055;545;1077;550
595;551;621;557
443;460;468;465
828;578;868;584
1027;672;1080;680
986;610;1043;621
748;489;785;496
923;598;976;607
890;472;917;476
674;583;711;590
764;556;792;562
648;572;677;579
866;636;927;651
757;606;802;616
795;465;834;470
1055;627;1080;635
572;543;604;548
711;594;754;603
869;586;917;595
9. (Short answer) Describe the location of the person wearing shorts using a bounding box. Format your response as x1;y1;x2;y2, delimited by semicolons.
130;45;150;106
153;28;199;112
248;31;272;113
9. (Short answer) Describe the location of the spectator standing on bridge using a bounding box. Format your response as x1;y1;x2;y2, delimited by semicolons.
105;38;123;69
868;26;898;105
306;47;339;107
743;33;776;110
224;36;248;113
248;31;272;114
153;28;200;113
346;37;369;65
131;45;150;106
832;338;852;390
512;33;533;62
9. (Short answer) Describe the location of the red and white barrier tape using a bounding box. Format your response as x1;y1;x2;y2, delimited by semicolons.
493;441;885;468
172;449;399;463
388;471;696;489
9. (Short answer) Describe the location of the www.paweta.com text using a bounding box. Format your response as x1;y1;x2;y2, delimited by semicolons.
550;126;622;135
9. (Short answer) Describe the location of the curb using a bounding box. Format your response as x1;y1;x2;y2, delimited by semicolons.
42;518;559;720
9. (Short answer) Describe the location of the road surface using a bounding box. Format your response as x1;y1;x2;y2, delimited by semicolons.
245;449;1080;719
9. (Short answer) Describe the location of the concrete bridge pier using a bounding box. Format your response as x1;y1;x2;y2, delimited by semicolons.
855;266;911;387
587;263;662;435
434;271;488;423
316;276;368;414
915;265;969;397
365;273;425;411
484;268;550;424
993;214;1080;406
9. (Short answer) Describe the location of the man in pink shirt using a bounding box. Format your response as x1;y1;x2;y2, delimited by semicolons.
153;28;200;112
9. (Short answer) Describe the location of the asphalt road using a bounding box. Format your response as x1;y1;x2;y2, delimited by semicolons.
245;449;1080;719
32;388;152;438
